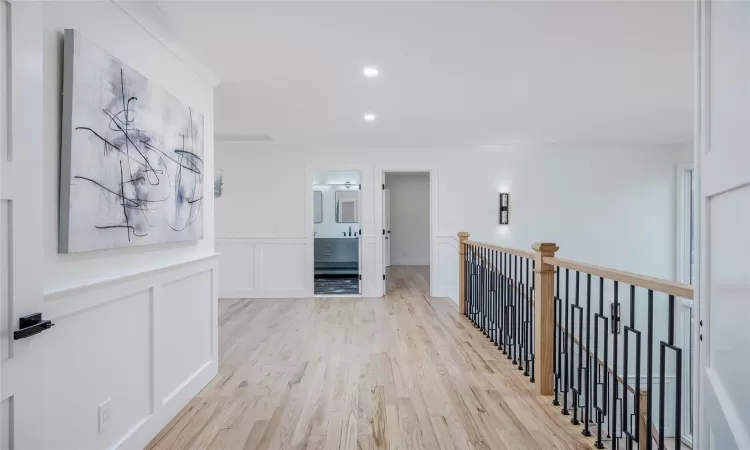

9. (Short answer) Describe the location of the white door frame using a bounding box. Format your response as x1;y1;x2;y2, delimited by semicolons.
305;165;369;297
375;166;438;298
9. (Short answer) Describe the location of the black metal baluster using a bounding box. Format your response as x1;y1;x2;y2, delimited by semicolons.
553;267;561;406
478;247;487;331
571;271;582;425
524;257;530;375
494;250;497;343
497;252;504;350
676;348;683;450
482;247;487;332
530;259;536;383
562;268;570;415
473;245;478;327
517;255;523;370
489;249;495;342
479;247;487;332
469;246;475;324
623;285;641;450
484;249;491;338
463;243;467;318
468;245;473;323
668;295;675;346
593;277;608;449
509;254;514;360
517;257;524;370
500;253;508;354
646;290;654;450
659;341;682;450
507;253;513;360
494;250;500;345
512;255;518;365
660;294;682;450
490;250;498;344
472;246;477;323
611;281;620;449
583;273;592;436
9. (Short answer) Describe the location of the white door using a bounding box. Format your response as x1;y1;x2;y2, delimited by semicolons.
357;184;364;295
697;1;750;448
1;3;49;449
384;189;391;268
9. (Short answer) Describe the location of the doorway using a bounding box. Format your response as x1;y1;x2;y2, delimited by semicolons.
313;170;362;295
383;172;430;294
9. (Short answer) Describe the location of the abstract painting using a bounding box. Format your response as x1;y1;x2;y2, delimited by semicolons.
59;29;204;253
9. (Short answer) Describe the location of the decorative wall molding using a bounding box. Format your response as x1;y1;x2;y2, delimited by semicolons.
38;256;218;449
217;236;309;298
44;253;220;318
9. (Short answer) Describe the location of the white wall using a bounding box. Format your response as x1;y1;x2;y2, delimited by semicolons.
385;173;430;265
43;3;216;293
216;144;687;301
3;3;217;449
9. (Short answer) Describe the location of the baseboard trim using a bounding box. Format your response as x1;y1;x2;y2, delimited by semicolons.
391;260;430;266
220;288;310;299
114;360;218;449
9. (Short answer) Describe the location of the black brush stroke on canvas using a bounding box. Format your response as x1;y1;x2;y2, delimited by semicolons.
73;68;203;242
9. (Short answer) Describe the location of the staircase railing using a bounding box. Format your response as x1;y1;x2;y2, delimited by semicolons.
457;232;694;450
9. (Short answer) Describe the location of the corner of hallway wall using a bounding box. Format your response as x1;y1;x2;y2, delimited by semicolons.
26;2;218;448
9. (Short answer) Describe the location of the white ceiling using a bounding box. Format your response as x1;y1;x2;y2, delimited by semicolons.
155;1;693;149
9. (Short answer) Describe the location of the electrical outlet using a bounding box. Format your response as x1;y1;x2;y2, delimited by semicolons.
98;398;111;432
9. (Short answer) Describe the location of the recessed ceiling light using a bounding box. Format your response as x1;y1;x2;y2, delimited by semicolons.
364;113;376;122
363;66;379;78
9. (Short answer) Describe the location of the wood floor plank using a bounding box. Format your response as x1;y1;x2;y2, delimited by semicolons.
149;266;597;450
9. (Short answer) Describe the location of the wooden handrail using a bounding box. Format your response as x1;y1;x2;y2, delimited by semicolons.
463;239;534;259
544;256;694;300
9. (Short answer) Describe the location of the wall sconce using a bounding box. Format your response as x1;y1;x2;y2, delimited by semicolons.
499;193;510;225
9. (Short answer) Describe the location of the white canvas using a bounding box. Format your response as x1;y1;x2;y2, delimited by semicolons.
60;29;204;253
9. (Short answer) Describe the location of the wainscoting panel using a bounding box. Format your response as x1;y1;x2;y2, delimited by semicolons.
35;289;152;450
217;237;309;298
37;255;218;450
216;239;255;299
260;242;306;292
156;270;213;406
362;235;379;298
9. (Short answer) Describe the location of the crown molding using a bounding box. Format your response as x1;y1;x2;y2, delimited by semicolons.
111;0;220;88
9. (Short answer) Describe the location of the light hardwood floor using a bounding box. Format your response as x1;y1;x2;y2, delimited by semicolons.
148;266;594;450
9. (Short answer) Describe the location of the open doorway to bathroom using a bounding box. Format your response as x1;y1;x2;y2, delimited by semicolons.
383;172;430;294
313;170;361;295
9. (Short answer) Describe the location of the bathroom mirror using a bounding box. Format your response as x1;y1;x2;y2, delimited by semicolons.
314;190;323;223
335;190;359;223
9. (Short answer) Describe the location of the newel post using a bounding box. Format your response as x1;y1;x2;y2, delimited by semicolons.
458;232;470;315
533;242;559;396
